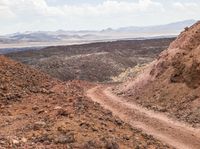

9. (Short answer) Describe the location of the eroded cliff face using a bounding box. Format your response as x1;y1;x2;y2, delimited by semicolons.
115;21;200;127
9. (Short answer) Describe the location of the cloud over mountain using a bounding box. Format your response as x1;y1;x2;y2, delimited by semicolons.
0;0;199;34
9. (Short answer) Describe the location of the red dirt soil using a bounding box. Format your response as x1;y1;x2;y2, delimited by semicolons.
0;56;171;148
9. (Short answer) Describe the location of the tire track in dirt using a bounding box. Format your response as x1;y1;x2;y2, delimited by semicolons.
87;85;200;149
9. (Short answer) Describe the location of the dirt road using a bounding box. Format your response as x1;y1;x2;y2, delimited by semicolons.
87;85;200;149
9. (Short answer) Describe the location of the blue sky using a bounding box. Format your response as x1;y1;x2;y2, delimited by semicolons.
0;0;199;34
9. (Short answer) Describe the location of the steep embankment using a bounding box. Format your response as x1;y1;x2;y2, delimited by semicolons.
114;21;200;127
0;56;170;148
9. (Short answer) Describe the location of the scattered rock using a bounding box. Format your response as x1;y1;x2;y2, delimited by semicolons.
54;106;62;110
33;121;46;130
105;141;119;149
32;106;39;111
55;133;75;144
12;139;19;144
114;118;123;126
57;109;69;117
21;137;27;143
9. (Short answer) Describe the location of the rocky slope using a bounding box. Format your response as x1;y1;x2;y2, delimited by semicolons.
0;56;171;148
6;38;173;82
114;21;200;127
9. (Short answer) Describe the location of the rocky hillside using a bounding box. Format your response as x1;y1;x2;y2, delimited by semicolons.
114;21;200;127
0;56;171;148
6;38;174;82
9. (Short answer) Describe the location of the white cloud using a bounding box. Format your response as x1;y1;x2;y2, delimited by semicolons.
0;0;15;19
0;0;199;34
9;0;63;17
9;0;161;17
173;2;198;10
59;0;163;17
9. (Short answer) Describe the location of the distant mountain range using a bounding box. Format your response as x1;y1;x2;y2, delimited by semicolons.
0;19;196;48
116;19;196;32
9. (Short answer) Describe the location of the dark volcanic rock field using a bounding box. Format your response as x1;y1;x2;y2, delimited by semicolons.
6;38;174;82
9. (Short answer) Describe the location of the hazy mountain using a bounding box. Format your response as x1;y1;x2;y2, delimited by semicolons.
0;19;196;49
117;19;196;33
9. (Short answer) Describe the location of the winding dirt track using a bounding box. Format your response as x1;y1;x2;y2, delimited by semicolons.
87;85;200;149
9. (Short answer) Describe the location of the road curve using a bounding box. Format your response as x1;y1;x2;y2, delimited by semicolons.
86;85;200;149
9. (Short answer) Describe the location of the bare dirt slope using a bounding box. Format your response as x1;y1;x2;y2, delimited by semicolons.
87;85;200;149
5;38;174;82
0;55;171;148
114;21;200;127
